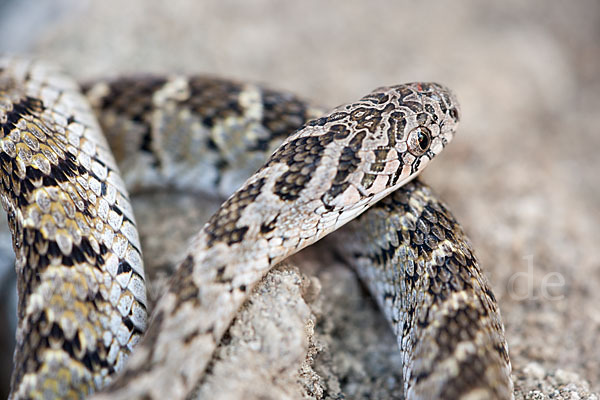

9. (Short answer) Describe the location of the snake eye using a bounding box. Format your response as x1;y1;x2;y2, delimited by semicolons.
408;126;431;156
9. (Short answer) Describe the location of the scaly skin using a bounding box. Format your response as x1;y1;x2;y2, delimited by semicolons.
92;80;461;399
2;57;512;399
0;59;147;399
335;180;513;399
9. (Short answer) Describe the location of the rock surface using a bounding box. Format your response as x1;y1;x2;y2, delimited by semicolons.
0;1;599;398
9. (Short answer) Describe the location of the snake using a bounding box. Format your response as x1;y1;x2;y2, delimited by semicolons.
0;57;513;399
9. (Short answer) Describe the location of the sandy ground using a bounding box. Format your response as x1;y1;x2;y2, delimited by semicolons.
0;1;599;398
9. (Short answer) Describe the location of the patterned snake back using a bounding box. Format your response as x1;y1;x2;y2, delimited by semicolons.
0;58;147;399
1;57;512;399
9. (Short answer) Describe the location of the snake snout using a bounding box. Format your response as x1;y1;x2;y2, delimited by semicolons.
416;82;461;153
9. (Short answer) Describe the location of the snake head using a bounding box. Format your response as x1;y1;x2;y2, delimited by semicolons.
290;82;460;222
350;82;461;196
384;81;460;174
249;82;460;225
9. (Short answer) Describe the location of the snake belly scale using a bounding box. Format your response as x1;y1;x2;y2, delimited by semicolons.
0;57;512;399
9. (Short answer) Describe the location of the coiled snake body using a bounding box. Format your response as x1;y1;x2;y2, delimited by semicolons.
0;57;512;399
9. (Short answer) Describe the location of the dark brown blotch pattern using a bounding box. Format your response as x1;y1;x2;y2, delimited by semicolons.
170;255;201;313
205;178;265;245
251;88;311;151
306;111;349;128
386;111;407;148
0;96;44;136
85;77;167;153
361;92;390;105
90;77;167;120
269;134;334;201
351;107;383;133
185;77;245;128
361;147;393;191
321;129;367;207
346;179;510;397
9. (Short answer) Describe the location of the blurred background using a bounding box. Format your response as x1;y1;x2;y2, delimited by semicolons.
0;1;599;398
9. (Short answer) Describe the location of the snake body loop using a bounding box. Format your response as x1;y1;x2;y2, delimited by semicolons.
337;182;513;398
1;58;512;399
0;58;147;399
